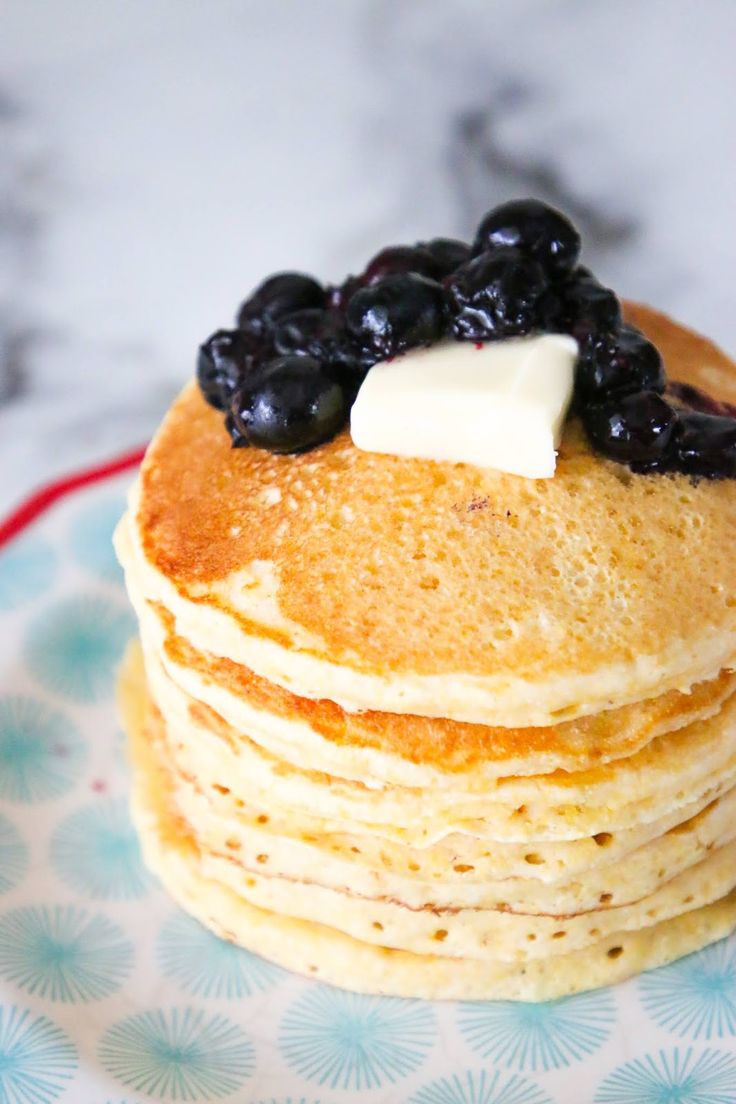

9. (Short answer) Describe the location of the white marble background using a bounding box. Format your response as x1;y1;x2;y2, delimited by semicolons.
2;0;736;514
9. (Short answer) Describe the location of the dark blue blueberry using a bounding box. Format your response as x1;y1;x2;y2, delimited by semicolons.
225;411;249;447
236;272;326;337
197;329;254;411
675;411;736;478
472;198;581;276
549;269;622;339
362;244;440;286
445;248;548;340
422;237;471;277
667;381;736;419
325;275;362;314
575;325;665;404
272;308;376;388
346;274;446;358
230;355;348;453
582;391;677;467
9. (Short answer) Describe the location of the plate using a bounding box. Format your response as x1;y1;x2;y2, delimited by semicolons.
0;457;735;1104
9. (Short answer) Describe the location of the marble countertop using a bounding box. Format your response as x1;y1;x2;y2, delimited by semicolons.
2;0;736;515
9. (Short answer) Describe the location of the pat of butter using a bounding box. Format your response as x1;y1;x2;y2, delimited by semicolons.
350;334;577;478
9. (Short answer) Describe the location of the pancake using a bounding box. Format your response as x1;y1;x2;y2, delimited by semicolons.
141;638;736;845
133;585;736;788
174;760;736;915
130;649;736;915
116;301;736;999
125;657;736;1000
125;644;736;962
116;620;726;892
171;760;736;902
198;839;736;963
120;304;736;727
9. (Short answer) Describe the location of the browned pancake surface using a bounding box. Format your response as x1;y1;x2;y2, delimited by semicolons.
138;304;736;684
155;601;736;772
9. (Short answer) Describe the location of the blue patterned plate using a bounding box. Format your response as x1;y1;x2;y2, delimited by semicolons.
0;466;735;1104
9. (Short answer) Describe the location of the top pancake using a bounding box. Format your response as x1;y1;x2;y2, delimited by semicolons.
131;304;736;726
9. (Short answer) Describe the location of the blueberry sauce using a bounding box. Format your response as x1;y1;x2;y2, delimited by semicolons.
575;326;665;405
346;274;446;359
197;198;736;473
445;249;547;341
667;381;736;419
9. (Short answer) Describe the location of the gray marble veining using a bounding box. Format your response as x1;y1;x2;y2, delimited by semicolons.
1;0;735;514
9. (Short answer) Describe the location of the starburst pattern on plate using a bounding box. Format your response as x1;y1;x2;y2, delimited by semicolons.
0;904;133;1001
280;987;436;1090
458;988;615;1071
253;1099;332;1104
25;594;134;703
595;1046;736;1103
70;497;126;584
0;1005;77;1104
157;911;283;998
50;798;151;899
0;697;86;803
0;814;27;893
98;1007;255;1101
410;1068;553;1104
0;536;56;611
639;938;736;1040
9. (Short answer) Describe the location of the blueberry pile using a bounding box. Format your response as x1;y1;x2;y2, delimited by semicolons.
197;198;736;476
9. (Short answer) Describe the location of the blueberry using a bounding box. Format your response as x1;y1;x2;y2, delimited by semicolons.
230;355;348;453
197;329;255;411
236;272;326;337
473;198;581;276
361;241;471;286
225;411;249;448
272;307;375;386
575;325;665;404
582;391;677;467
272;308;340;357
550;269;622;339
667;381;736;419
346;274;446;358
445;248;548;340
675;411;736;478
422;237;471;277
325;275;362;314
362;244;439;285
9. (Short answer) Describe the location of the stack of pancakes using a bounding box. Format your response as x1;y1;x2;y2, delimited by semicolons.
115;304;736;1000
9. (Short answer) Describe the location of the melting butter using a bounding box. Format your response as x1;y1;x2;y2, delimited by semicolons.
350;334;577;478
